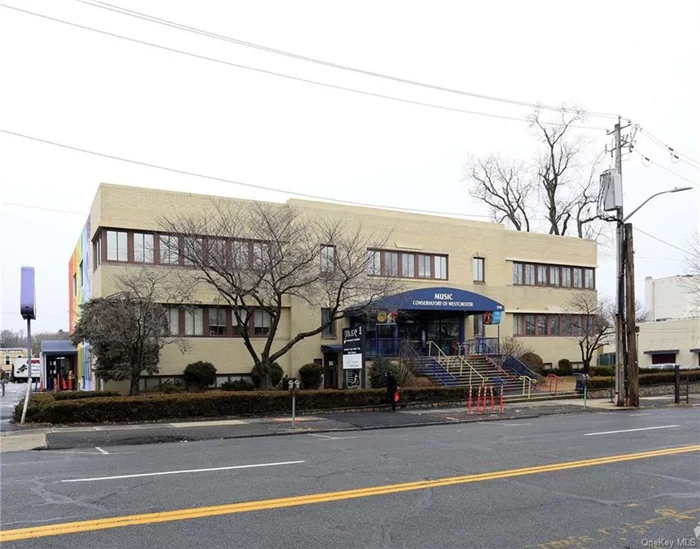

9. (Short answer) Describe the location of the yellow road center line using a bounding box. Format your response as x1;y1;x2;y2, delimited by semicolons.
1;444;698;542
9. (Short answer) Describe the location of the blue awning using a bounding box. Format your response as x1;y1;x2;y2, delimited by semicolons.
41;340;77;356
347;286;504;313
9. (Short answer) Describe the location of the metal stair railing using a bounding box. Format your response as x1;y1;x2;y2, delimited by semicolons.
428;341;485;386
485;356;518;381
416;347;459;386
519;375;537;399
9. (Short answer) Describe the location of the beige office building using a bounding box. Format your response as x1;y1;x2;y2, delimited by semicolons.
70;184;598;390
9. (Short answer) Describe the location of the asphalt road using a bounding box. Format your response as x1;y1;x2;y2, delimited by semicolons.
1;407;699;548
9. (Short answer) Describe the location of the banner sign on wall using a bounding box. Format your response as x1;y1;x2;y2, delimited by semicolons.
342;326;365;370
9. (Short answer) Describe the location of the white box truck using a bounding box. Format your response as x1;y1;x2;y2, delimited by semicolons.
11;357;40;383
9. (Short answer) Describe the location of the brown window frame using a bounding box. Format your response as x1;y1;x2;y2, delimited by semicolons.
512;262;595;290
512;313;594;337
366;249;448;281
473;257;485;283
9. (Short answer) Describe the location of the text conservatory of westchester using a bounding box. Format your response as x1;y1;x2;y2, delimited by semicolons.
68;184;598;392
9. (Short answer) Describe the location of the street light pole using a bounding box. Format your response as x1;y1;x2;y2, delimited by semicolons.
621;186;693;407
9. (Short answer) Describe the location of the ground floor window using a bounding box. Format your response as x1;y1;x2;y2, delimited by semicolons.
650;352;676;365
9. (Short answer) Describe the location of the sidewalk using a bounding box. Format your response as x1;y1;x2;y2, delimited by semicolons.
1;396;696;453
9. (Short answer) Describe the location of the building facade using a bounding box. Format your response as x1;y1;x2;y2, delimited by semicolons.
69;184;599;391
644;275;700;321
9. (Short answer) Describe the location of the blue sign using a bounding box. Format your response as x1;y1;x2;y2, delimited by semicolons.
491;311;502;325
20;267;36;320
356;287;504;313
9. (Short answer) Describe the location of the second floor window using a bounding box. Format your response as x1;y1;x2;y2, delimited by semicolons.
254;309;272;336
367;250;381;276
106;230;128;262
159;235;179;265
134;233;154;263
384;252;399;277
417;254;431;278
473;257;485;282
513;262;595;290
320;245;335;273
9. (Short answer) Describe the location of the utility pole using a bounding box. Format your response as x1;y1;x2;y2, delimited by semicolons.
613;119;627;407
625;223;639;407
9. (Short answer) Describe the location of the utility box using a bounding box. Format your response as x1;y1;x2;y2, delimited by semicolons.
600;169;622;211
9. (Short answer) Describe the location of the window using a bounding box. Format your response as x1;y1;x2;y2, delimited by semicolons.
167;307;180;336
560;315;571;336
367;250;381;276
208;308;227;336
524;264;535;285
79;261;84;288
183;237;202;266
549;266;559;287
72;274;77;296
253;242;269;268
209;239;229;268
525;314;536;336
231;308;249;336
159;235;180;265
434;256;448;280
512;262;593;289
473;314;484;336
134;233;154;263
184;308;203;336
384;252;399;277
417;254;431;278
562;267;571;288
4;356;9;366
320;245;335;273
548;315;559;336
513;263;523;285
321;308;336;337
254;309;272;336
233;241;250;269
473;257;485;283
95;237;102;268
106;230;128;261
513;315;524;336
536;265;547;286
537;314;547;336
401;253;415;278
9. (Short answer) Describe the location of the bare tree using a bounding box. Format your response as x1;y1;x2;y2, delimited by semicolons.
1;330;26;349
498;336;533;358
465;155;533;231
604;299;650;324
161;200;400;388
567;293;613;374
71;269;185;395
684;231;700;315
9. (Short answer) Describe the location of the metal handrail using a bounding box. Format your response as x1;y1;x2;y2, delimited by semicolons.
428;341;485;386
486;356;517;381
519;375;536;399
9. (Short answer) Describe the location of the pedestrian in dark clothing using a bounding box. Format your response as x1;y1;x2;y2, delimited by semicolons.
385;371;398;411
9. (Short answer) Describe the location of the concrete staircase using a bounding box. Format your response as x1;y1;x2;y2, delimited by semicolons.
413;354;522;393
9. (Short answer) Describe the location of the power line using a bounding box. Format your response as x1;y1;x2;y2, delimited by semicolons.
633;227;700;258
79;0;621;121
634;150;700;188
8;3;610;132
0;4;609;131
637;127;700;169
0;128;512;221
1;201;86;216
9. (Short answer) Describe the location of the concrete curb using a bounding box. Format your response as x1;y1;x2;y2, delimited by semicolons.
0;433;47;453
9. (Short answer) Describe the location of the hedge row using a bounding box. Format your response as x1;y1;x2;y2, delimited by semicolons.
16;386;478;424
586;370;700;390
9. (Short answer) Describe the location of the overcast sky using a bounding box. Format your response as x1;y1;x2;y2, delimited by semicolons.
1;0;698;333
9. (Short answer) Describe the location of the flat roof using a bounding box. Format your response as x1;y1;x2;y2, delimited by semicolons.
643;349;679;355
41;340;77;355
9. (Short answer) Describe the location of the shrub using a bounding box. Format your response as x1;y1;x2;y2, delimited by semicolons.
369;358;401;388
299;363;323;389
591;366;614;377
53;391;120;401
251;362;284;389
557;359;573;376
158;382;184;394
220;379;255;391
19;386;479;424
183;361;217;389
403;375;435;388
520;352;544;374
